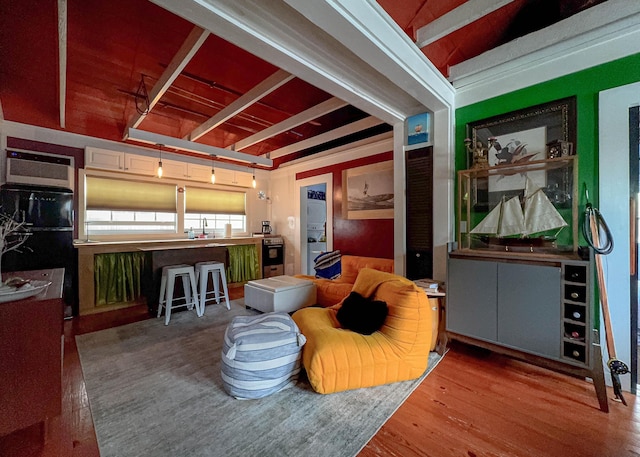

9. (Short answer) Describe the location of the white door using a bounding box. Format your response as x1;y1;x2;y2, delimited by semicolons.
599;82;640;393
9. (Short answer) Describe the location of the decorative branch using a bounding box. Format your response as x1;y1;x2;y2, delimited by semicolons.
0;212;31;257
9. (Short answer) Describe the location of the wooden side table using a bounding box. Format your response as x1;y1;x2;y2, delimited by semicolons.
414;278;446;355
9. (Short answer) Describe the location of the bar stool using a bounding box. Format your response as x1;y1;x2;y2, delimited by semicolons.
157;264;200;325
195;261;230;313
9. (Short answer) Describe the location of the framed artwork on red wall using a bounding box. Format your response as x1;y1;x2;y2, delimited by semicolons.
342;160;394;220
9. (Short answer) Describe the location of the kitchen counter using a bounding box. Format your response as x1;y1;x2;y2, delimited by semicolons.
75;237;263;315
73;236;260;248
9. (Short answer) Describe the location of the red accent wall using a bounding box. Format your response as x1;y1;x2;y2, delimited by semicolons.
297;151;394;259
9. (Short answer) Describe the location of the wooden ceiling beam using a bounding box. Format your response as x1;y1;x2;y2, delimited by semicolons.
415;0;516;48
123;26;210;138
127;128;273;166
267;116;384;159
57;0;67;129
186;69;294;142
230;96;348;151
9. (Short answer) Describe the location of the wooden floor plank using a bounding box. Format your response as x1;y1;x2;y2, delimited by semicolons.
2;290;638;457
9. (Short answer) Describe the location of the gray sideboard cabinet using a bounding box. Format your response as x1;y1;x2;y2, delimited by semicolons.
446;252;608;411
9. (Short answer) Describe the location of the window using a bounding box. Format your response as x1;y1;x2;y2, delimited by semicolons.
184;213;246;236
85;176;177;234
86;210;176;234
83;176;247;236
185;186;246;236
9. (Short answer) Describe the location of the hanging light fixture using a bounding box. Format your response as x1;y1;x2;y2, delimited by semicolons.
210;154;216;184
251;163;256;188
157;144;164;178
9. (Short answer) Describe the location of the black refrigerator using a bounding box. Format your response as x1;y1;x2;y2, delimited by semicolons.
0;184;77;317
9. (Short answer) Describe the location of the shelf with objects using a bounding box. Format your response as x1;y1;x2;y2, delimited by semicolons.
448;154;609;412
456;155;579;260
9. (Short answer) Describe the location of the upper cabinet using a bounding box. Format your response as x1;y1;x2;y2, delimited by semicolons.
86;147;156;175
185;163;213;183
85;148;252;187
86;147;126;171
126;154;157;175
215;168;253;187
159;160;187;180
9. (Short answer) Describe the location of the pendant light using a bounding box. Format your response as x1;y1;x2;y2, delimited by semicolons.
156;144;164;178
210;154;216;184
251;163;256;188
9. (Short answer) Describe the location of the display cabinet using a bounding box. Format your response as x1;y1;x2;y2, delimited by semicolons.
448;155;610;411
457;156;578;255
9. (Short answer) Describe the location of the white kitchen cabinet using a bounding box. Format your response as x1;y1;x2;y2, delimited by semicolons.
186;163;213;182
216;168;253;187
86;147;125;171
125;154;157;175
160;159;188;179
86;147;156;175
85;147;238;184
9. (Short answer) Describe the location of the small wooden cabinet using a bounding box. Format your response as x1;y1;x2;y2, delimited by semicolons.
0;268;64;437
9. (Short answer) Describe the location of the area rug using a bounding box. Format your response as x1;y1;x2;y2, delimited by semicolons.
76;300;443;457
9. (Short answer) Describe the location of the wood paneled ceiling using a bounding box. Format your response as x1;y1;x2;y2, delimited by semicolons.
0;0;606;169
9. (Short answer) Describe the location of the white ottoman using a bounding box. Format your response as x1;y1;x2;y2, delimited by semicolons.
244;275;316;313
221;312;307;399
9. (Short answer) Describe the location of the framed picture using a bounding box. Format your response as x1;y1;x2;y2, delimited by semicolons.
467;96;576;199
407;112;430;145
342;160;394;220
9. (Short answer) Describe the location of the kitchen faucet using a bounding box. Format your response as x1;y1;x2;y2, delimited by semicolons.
202;217;208;236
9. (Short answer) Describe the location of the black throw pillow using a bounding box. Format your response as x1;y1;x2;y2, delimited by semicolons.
336;291;388;335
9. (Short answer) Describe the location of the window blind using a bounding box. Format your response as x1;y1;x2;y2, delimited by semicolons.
86;176;177;212
185;187;246;215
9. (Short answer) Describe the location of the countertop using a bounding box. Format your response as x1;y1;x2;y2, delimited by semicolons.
73;236;261;249
3;268;65;301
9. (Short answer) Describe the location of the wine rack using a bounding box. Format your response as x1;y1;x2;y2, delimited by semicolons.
561;261;590;365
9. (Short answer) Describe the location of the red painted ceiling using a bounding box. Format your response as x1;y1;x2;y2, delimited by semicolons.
0;0;606;168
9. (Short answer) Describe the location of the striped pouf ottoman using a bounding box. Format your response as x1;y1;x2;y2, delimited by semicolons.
221;312;307;399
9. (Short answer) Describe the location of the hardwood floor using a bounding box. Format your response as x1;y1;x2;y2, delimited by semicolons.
2;289;638;457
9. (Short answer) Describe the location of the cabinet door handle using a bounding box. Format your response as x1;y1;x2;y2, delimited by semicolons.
571;292;579;299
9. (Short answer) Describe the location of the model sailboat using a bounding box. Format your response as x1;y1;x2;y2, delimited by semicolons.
471;177;567;238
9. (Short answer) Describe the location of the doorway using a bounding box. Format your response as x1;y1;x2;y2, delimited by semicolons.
599;82;640;394
304;183;327;275
295;174;333;275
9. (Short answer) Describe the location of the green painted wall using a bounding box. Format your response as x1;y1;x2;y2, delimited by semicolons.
456;52;640;232
455;53;640;327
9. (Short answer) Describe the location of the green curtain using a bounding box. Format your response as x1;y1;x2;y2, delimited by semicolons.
94;252;148;305
226;244;259;283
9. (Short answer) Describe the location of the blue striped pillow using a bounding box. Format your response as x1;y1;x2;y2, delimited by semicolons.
314;250;341;279
221;313;306;399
